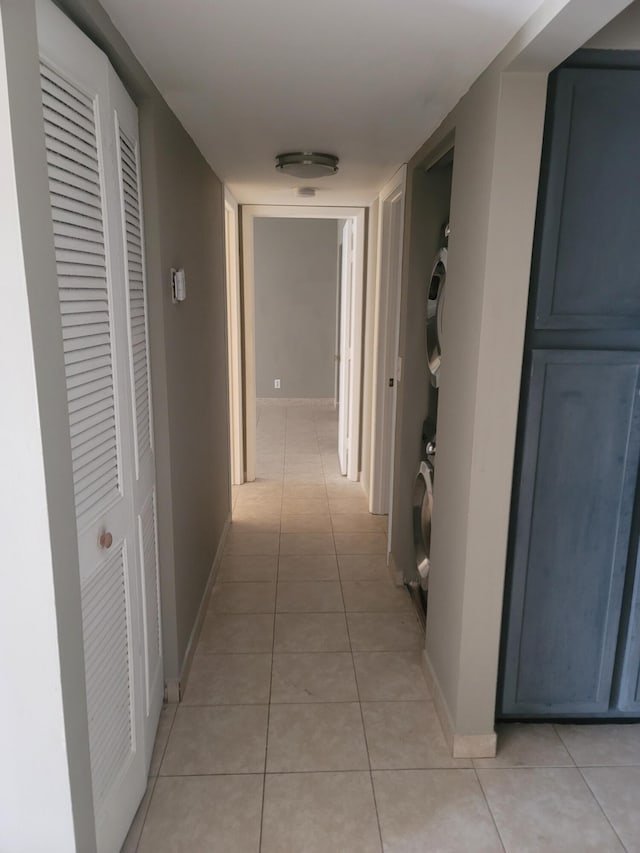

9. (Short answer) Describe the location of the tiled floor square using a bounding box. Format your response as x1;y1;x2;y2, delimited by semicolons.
279;532;335;555
282;496;329;516
353;651;430;701
198;613;274;653
276;580;344;612
582;766;640;851
338;554;389;581
274;612;350;652
137;775;263;853
362;701;472;769
347;612;422;651
208;582;276;613
329;497;370;514
160;705;268;775
182;654;272;705
278;554;339;581
271;652;358;703
331;513;386;532
261;772;381;853
280;513;332;533
334;532;388;554
373;769;503;853
555;723;640;766
266;702;369;771
473;723;573;768
341;580;412;612
224;532;279;555
478;767;625;852
218;554;278;583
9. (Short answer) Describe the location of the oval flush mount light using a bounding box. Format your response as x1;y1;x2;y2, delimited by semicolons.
275;152;339;179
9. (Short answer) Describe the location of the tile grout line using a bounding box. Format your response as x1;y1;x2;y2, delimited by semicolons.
341;565;386;852
473;768;508;853
133;705;179;851
257;421;283;853
574;765;629;852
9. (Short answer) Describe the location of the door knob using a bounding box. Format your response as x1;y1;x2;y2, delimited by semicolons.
98;530;113;550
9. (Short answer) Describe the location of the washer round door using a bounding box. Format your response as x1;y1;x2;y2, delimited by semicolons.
412;460;434;587
427;247;447;387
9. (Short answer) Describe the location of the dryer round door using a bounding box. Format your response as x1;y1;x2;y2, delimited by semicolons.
426;247;447;387
412;460;434;587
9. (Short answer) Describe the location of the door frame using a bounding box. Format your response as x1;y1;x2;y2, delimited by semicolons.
369;166;407;526
241;205;365;482
224;188;244;486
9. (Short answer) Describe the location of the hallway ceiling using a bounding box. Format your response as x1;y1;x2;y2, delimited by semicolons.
100;0;544;206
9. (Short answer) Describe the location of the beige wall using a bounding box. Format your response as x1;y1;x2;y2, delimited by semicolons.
253;218;338;399
586;0;640;48
396;0;635;749
140;102;230;680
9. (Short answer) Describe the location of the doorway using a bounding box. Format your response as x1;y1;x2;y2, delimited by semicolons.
240;206;366;483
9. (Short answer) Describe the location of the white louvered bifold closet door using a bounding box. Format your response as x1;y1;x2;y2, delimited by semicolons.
112;69;164;755
37;2;158;851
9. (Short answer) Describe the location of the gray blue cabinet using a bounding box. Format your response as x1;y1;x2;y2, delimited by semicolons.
500;351;640;716
499;53;640;720
533;68;640;331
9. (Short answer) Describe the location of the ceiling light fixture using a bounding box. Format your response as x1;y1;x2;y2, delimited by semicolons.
275;151;339;179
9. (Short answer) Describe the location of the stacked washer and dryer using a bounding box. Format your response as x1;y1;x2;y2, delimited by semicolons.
410;224;448;622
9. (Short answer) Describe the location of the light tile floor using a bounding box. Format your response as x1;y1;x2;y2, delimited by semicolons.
123;402;640;853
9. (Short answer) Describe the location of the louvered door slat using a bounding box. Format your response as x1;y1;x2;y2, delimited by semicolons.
71;420;115;456
118;127;152;471
139;491;161;711
41;62;120;527
81;546;133;806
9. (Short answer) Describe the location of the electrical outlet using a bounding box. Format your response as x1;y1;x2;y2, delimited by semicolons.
274;379;281;389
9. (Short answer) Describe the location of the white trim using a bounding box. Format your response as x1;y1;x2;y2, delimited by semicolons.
171;513;231;701
369;166;407;527
241;205;366;482
420;649;497;759
224;189;244;485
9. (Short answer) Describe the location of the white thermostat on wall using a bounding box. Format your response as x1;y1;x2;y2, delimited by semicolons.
171;268;186;303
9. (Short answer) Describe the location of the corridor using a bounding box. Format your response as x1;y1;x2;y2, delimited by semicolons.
124;404;640;852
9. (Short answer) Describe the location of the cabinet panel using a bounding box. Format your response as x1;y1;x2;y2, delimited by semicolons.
501;350;640;717
617;561;640;712
534;68;640;330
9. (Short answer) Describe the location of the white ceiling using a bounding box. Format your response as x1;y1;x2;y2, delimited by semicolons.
100;0;544;206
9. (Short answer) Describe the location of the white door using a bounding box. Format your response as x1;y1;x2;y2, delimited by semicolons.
338;220;354;475
111;69;164;768
370;167;406;526
37;2;161;850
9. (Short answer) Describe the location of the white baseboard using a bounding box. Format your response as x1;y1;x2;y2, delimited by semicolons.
174;513;231;700
256;397;334;407
421;649;497;759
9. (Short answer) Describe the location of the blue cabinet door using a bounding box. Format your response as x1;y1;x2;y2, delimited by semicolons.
500;350;640;717
534;68;640;331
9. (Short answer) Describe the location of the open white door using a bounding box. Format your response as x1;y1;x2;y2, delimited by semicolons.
370;167;407;524
37;2;161;849
338;219;353;476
